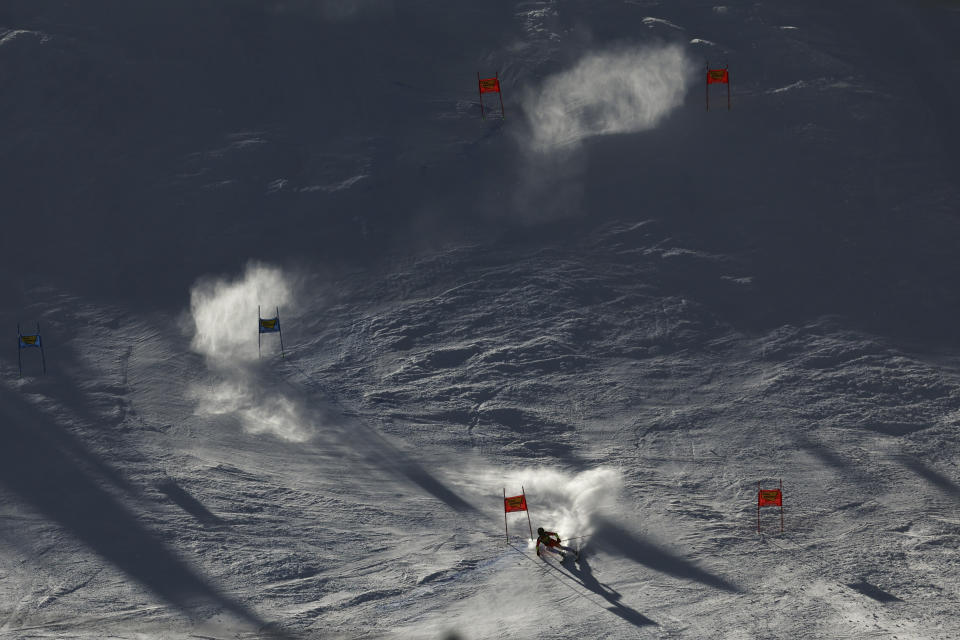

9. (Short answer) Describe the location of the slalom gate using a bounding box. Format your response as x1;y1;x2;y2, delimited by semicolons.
758;479;784;533
258;306;286;359
17;322;47;376
503;486;534;542
706;62;731;110
478;72;505;120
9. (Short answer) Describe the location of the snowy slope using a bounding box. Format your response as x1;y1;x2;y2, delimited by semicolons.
2;1;960;639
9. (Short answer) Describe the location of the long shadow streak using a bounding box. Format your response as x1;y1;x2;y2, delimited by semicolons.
895;455;960;504
282;369;479;515
593;518;742;593
845;578;902;603
0;388;292;638
797;434;876;487
557;553;658;628
156;478;226;527
13;378;140;500
356;422;480;515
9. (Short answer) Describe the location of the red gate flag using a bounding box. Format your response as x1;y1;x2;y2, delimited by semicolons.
757;479;784;532
478;72;505;120
503;487;533;541
758;489;782;507
479;76;501;94
707;68;729;84
504;494;527;512
706;63;731;110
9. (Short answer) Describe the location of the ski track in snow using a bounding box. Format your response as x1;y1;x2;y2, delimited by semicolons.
3;0;960;638
5;231;960;638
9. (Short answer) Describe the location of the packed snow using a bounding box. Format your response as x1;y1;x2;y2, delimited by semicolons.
2;1;960;639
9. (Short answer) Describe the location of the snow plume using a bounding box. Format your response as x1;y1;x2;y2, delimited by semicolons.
522;45;694;152
190;262;293;366
504;467;623;546
189;263;311;442
194;377;310;443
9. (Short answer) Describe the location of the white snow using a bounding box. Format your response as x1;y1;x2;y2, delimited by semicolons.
2;0;960;639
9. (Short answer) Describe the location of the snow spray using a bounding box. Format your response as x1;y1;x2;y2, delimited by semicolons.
521;44;695;152
189;262;312;442
497;467;623;547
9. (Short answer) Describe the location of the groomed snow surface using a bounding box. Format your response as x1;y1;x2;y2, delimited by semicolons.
2;1;960;638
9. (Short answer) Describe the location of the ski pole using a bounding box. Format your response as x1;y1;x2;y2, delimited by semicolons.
561;535;592;543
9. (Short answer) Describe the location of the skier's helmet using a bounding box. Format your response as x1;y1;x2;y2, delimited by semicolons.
537;527;545;535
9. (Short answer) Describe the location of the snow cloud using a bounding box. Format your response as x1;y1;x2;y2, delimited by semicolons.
499;466;623;547
189;262;310;442
522;45;694;151
195;378;310;443
190;262;293;366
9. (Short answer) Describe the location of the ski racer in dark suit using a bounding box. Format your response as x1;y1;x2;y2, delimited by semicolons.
536;527;577;559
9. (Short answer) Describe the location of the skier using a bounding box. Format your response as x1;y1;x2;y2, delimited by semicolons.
535;527;578;560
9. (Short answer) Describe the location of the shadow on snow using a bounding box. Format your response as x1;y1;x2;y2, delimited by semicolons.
0;386;292;638
592;517;742;594
845;578;903;603
555;551;658;628
279;366;481;516
156;477;226;527
894;454;960;506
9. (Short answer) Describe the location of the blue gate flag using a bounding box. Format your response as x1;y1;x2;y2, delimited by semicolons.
259;317;280;333
19;333;42;348
17;322;47;376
